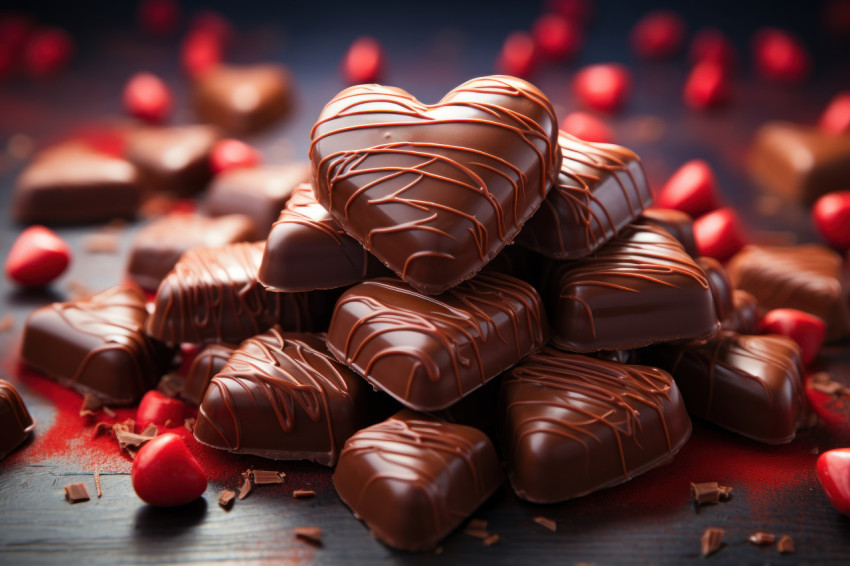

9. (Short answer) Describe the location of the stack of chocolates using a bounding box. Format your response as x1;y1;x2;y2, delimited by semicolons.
17;74;821;551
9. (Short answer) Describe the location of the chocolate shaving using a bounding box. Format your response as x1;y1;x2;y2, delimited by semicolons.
252;470;285;485
237;476;253;500
294;527;322;546
777;535;794;554
464;528;490;539
218;489;236;509
483;533;500;547
690;482;732;505
94;468;102;498
749;532;775;546
83;232;120;254
92;422;112;439
64;483;90;503
184;417;196;432
533;516;557;532
157;373;185;398
0;313;14;332
701;527;724;557
114;421;157;458
79;393;104;417
292;489;316;499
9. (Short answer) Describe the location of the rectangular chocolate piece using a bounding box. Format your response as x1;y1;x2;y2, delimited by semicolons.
0;379;36;461
519;132;652;259
726;244;850;339
146;241;335;345
204;163;310;238
333;410;503;551
546;222;719;352
499;347;691;503
722;290;760;335
748;121;850;204
126;212;256;290
20;284;174;405
327;273;548;411
193;330;372;466
641;332;808;444
259;183;389;292
639;207;698;257
181;343;237;406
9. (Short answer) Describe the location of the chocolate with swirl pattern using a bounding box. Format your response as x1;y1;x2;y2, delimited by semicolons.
20;284;174;405
193;330;371;466
518;132;653;259
310;75;561;295
333;409;503;552
546;221;719;352
326;273;548;411
499;346;691;503
0;379;37;461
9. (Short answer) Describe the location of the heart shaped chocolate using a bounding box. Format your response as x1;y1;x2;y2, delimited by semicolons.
310;75;560;295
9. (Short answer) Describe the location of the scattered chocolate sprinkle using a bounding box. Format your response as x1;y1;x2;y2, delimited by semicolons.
83;232;120;254
808;372;849;396
92;422;112;439
293;489;316;499
0;313;13;332
690;482;732;505
483;533;500;547
94;468;102;498
218;489;236;509
157;373;185;397
64;483;90;503
533;516;557;532
777;535;795;554
114;421;157;458
237;476;253;500
718;485;733;501
467;518;488;531
701;527;724;557
749;532;776;546
79;393;104;417
464;528;490;539
294;527;322;546
184;417;196;432
252;470;285;485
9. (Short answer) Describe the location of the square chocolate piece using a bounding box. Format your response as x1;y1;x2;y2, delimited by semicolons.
181;343;236;406
333;410;503;551
0;379;36;461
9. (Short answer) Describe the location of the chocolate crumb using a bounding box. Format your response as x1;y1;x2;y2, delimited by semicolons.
293;489;316;499
701;527;724;556
533;516;557;532
219;489;236;509
295;527;322;546
483;533;500;547
184;417;196;432
777;535;794;554
464;528;490;539
94;468;102;498
467;518;488;531
92;422;111;439
252;470;284;485
64;483;90;503
157;373;185;397
718;485;733;501
0;313;13;332
749;532;775;546
690;482;732;505
114;421;157;458
79;393;104;417
237;476;252;500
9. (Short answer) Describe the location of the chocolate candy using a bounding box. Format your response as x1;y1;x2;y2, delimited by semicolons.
499;346;691;503
310;75;561;295
640;207;698;257
181;343;236;406
333;410;503;551
698;256;734;323
748;121;850;204
0;379;36;461
258;183;388;292
194;330;371;466
146;241;334;345
20;284;173;405
641;332;807;444
204;163;310;238
546;222;719;352
125;125;220;197
518;132;652;259
723;289;761;334
327;273;548;411
726;244;850;339
126;212;256;290
13;142;141;224
192;64;293;134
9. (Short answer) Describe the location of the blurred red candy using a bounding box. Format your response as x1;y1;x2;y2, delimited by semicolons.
532;13;582;60
137;390;191;429
822;0;850;37
138;0;180;36
752;28;810;84
572;63;632;113
181;30;221;78
210;138;261;174
630;10;686;59
560;111;614;144
759;308;825;367
689;28;736;70
812;191;850;250
188;10;232;47
497;31;537;78
684;60;730;110
0;14;34;73
123;72;173;124
693;207;747;261
23;27;73;77
657;159;721;218
6;225;71;287
819;92;850;135
342;36;384;84
545;0;594;28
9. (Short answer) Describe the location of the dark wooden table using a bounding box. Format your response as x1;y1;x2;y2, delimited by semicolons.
2;2;850;564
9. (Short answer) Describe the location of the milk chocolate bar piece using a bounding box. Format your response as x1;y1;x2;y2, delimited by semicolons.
333;410;503;551
181;343;236;406
20;284;174;405
0;379;36;461
327;273;548;411
722;290;760;334
699;256;734;323
546;222;719;352
193;330;371;466
639;208;698;257
499;347;691;503
126;212;256;290
641;332;807;444
519;132;652;259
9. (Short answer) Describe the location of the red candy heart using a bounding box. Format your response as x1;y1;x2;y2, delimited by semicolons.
123;72;173;124
693;207;747;261
752;28;810;84
759;308;826;367
23;27;73;78
210;138;261;174
656;159;720;218
560;111;614;144
812;191;850;250
6;226;71;287
684;61;730;110
532;13;582;60
630;10;686;59
132;433;207;507
818;91;850;135
342;36;384;84
497;31;537;78
573;63;631;113
137;390;191;429
137;0;180;36
689;28;736;70
181;30;221;78
818;448;850;516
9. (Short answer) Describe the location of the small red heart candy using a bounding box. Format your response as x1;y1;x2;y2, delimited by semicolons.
123;72;173;124
573;63;632;113
497;31;537;78
684;61;730;110
181;30;222;78
137;390;191;429
137;0;180;36
759;308;826;367
656;159;720;218
818;448;850;516
342;36;383;84
560;111;614;144
209;138;261;174
812;191;850;250
689;28;736;70
630;10;686;59
6;226;71;287
23;27;74;78
132;433;207;507
693;207;747;261
532;13;582;60
819;92;850;135
752;28;810;84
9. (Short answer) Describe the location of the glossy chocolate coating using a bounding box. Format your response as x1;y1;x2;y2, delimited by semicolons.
20;284;173;405
146;241;335;345
639;207;698;257
333;410;503;551
518;132;652;259
181;343;236;406
722;289;761;334
499;347;691;503
0;379;36;461
698;256;734;323
258;183;389;292
748;121;850;204
310;75;561;295
126;212;256;290
192;64;293;134
125;125;220;197
327;273;548;411
204;163;310;238
726;244;849;339
194;330;371;466
641;332;807;444
546;222;719;352
13;142;141;224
